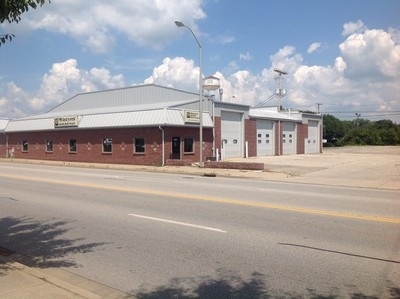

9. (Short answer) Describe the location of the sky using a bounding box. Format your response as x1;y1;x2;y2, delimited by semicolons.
0;0;399;123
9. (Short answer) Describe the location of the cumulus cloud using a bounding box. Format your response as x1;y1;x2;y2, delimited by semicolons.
0;82;30;118
1;18;399;122
143;23;400;119
0;59;125;117
144;57;200;91
6;0;206;53
339;28;400;79
342;20;367;36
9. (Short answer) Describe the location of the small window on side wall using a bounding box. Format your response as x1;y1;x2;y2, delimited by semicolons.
134;138;145;153
69;139;77;153
103;138;112;153
184;137;194;153
22;140;28;152
46;139;54;152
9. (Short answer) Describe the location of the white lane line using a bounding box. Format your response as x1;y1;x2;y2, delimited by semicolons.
128;213;227;233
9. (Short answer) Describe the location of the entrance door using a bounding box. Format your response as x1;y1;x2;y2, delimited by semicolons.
171;137;181;159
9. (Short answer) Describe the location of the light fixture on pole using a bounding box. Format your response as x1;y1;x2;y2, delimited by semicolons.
175;20;203;166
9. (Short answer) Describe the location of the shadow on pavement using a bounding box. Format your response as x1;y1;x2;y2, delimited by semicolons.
0;216;106;274
134;272;400;299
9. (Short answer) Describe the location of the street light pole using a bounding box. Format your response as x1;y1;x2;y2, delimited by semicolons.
175;20;203;167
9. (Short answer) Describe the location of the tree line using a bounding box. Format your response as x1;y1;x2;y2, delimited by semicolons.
323;114;400;146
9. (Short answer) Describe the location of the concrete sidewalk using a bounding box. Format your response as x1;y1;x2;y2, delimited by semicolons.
1;146;399;298
0;249;134;298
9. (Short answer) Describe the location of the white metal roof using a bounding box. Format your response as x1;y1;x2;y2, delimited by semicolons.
48;84;198;114
0;119;9;131
5;84;214;132
5;109;213;132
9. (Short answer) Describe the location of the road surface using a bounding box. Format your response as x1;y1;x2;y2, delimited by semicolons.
0;162;399;298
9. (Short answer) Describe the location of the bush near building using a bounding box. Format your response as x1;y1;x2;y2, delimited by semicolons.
323;115;400;146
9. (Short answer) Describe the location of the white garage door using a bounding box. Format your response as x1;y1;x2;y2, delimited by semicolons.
282;122;296;155
257;120;274;156
305;120;319;154
221;111;242;158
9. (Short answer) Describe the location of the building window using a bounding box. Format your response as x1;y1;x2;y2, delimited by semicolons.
46;139;54;152
69;139;77;152
103;138;112;153
184;137;194;153
22;140;28;152
134;138;145;153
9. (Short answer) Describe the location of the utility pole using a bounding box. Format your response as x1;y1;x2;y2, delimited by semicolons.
316;103;323;114
355;113;361;127
273;69;287;111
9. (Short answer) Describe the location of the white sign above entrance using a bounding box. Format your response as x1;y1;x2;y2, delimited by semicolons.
54;116;78;128
184;111;200;124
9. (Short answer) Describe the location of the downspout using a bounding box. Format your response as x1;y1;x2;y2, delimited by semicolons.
212;99;215;158
278;120;281;156
159;126;165;166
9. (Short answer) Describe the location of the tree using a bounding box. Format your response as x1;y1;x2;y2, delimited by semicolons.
0;0;50;46
323;114;346;146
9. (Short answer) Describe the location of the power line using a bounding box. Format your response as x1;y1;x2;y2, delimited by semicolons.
324;110;400;114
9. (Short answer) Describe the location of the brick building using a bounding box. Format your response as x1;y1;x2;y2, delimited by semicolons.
1;84;323;165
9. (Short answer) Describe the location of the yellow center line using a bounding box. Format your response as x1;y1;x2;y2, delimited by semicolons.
2;173;400;224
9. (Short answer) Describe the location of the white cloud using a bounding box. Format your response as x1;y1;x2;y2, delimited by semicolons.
269;46;303;75
342;20;367;36
1;20;399;123
307;42;321;54
144;57;200;91
0;59;125;117
339;28;400;79
239;51;253;61
218;35;236;45
144;26;399;119
8;0;206;53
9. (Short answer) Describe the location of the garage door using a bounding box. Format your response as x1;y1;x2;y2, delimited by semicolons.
257;120;274;156
221;111;242;158
282;122;296;155
305;120;319;154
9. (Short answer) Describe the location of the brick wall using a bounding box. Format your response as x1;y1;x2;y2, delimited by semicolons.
214;116;222;156
275;121;282;155
245;118;257;157
6;126;213;166
296;123;308;154
0;133;6;158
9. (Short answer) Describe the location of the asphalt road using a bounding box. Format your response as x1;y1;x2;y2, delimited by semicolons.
0;162;399;298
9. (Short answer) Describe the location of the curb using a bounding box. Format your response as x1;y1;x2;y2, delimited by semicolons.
0;253;135;299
